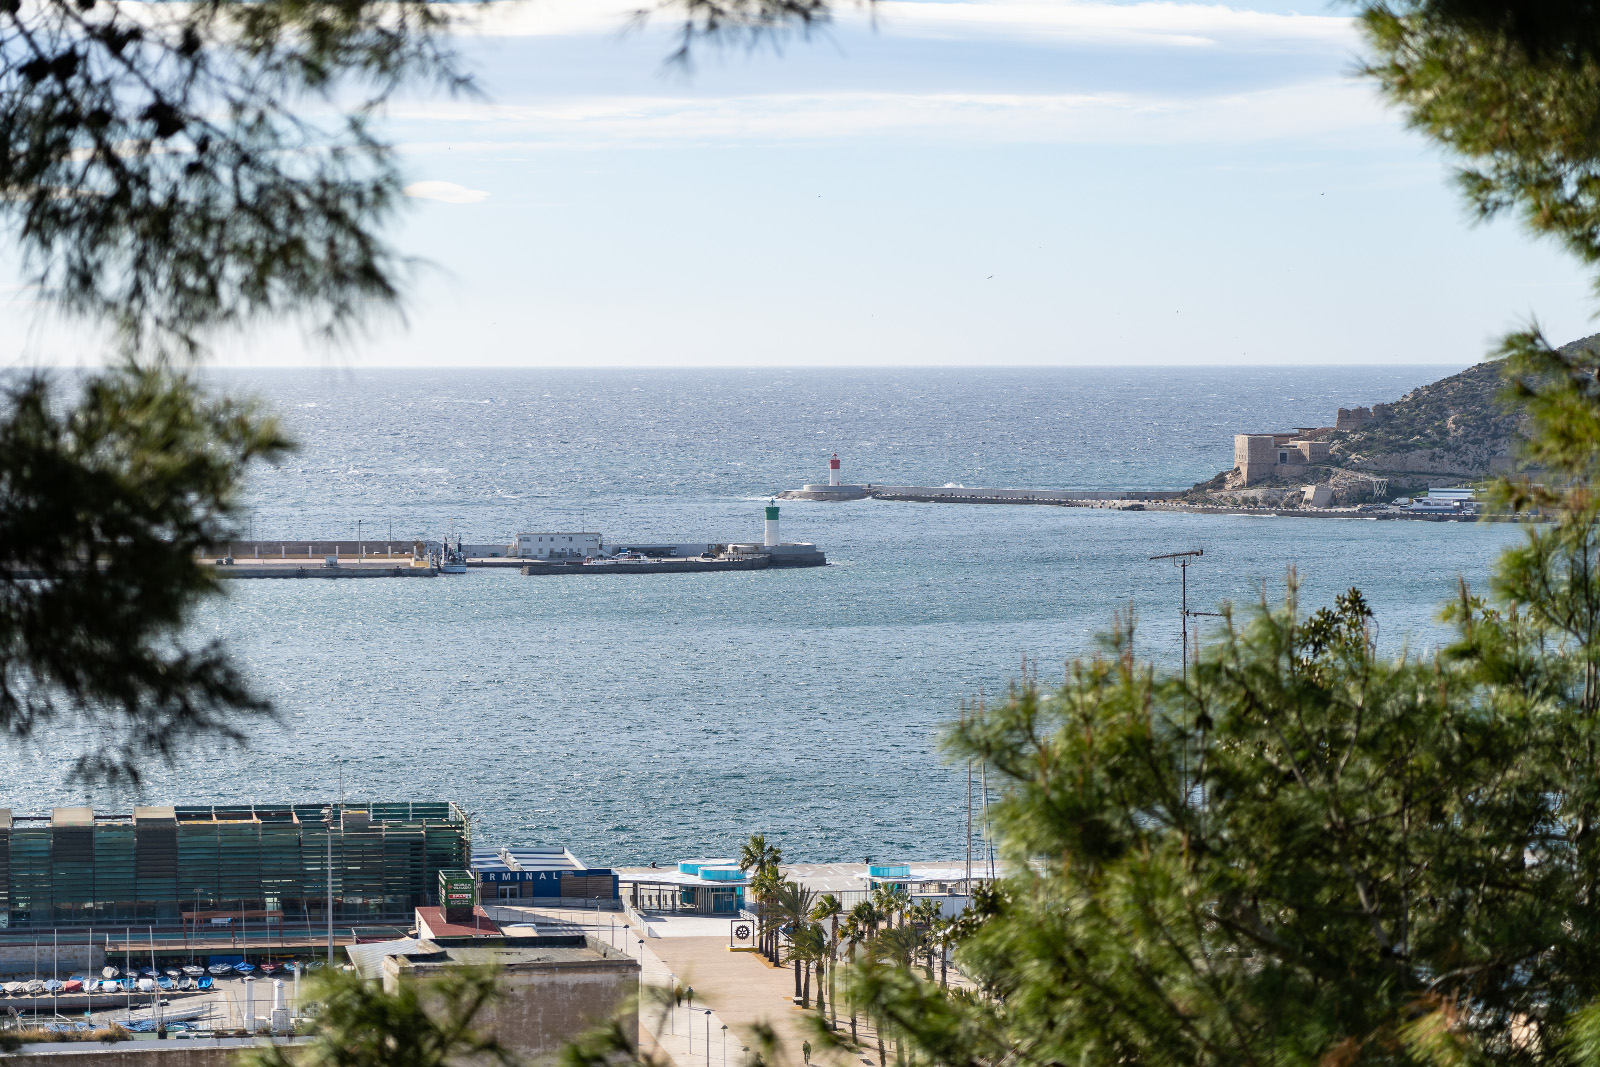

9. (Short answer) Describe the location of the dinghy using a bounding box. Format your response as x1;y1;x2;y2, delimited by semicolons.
178;977;196;991
206;964;233;976
136;978;155;993
97;980;119;993
23;980;43;995
62;979;82;994
138;967;157;978
181;965;204;977
196;977;213;991
305;961;324;971
233;962;255;975
2;982;20;995
157;977;174;991
42;979;62;994
101;966;118;979
259;962;279;974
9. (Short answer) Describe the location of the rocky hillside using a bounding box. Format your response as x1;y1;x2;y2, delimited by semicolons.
1188;334;1600;504
1325;359;1525;479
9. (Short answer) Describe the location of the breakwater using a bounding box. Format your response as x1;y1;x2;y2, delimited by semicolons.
778;484;1184;504
209;563;437;579
522;556;774;576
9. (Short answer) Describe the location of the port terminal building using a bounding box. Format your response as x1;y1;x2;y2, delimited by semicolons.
470;847;619;907
0;803;468;930
619;860;748;915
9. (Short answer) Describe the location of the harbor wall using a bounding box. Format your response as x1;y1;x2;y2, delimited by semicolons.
1;1048;241;1067
863;486;1185;504
199;541;421;560
210;564;436;579
522;557;771;576
0;942;101;976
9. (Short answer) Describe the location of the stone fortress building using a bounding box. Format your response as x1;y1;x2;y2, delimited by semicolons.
1232;406;1388;486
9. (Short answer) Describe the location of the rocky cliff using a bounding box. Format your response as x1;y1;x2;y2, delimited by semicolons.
1189;335;1600;503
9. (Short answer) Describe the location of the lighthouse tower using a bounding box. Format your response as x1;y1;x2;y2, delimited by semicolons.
829;453;841;487
764;500;781;547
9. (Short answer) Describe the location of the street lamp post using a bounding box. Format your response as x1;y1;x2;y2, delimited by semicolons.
704;1011;712;1067
721;1024;728;1067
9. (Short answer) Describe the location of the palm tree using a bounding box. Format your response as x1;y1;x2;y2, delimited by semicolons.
768;880;818;999
870;884;909;929
790;922;826;1008
810;893;843;1028
739;834;782;878
750;865;785;961
908;899;943;980
739;836;784;961
841;904;878;1044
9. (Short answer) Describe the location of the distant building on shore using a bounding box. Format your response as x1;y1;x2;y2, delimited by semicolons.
0;802;468;930
1233;431;1333;485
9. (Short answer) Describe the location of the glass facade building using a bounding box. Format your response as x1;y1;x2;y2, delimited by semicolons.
0;803;469;929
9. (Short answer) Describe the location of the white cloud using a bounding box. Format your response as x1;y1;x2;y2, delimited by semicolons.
403;180;491;204
462;0;1356;51
394;78;1390;148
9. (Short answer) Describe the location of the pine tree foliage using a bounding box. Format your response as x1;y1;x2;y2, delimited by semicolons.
0;365;288;785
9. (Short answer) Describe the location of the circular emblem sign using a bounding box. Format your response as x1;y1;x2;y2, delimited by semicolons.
734;924;752;940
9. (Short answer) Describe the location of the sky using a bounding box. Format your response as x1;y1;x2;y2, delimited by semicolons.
3;0;1598;367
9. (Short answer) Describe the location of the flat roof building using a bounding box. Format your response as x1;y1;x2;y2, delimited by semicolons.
470;846;618;907
0;802;468;929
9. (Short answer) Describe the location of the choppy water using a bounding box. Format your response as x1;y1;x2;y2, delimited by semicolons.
0;367;1525;865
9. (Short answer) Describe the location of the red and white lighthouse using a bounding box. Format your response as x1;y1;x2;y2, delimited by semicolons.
828;453;841;487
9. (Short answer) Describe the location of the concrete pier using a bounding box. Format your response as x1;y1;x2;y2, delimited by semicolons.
778;483;1184;504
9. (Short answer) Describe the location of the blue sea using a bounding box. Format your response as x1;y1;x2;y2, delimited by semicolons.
0;366;1526;865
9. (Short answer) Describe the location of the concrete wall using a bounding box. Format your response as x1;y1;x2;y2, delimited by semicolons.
485;959;637;1058
200;540;422;560
0;942;102;976
0;1046;240;1067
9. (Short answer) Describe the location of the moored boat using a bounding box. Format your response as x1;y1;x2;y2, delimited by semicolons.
136;978;155;993
101;966;118;979
206;964;233;976
41;979;62;994
233;962;255;975
196;977;213;991
178;977;196;991
157;977;174;991
2;981;20;995
62;979;83;993
181;965;204;977
23;979;43;994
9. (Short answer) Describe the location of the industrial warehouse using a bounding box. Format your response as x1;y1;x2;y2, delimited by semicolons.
0;802;469;930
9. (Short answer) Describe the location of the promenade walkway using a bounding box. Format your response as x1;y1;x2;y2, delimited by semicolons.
484;905;881;1067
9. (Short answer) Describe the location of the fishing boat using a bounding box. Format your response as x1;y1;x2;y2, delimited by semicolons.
439;536;468;574
206;964;233;976
181;965;204;977
157;977;174;991
136;978;155;993
196;977;213;991
101;966;118;979
233;962;255;975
